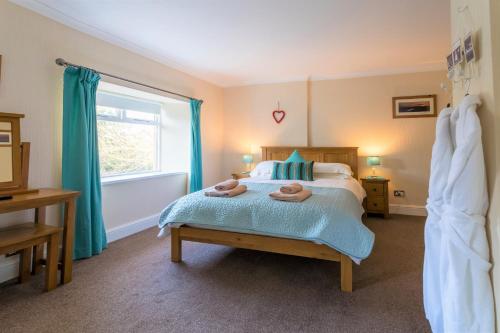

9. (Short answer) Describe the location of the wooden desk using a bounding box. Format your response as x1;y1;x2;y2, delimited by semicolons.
0;189;80;284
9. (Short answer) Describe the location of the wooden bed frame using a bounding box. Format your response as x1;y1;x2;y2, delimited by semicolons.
170;146;359;292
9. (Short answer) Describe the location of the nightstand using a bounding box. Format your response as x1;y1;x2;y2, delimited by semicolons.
231;172;250;180
361;178;390;218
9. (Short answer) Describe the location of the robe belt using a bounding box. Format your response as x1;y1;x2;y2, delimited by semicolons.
442;204;491;271
425;199;443;229
426;200;443;215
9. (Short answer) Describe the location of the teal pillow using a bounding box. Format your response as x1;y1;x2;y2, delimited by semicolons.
271;161;314;181
288;161;314;181
271;162;290;180
285;150;306;163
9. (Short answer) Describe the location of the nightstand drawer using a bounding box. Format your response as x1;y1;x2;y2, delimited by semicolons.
364;183;385;197
232;173;250;180
367;197;385;212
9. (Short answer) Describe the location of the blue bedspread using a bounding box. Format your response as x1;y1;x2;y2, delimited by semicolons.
158;183;374;260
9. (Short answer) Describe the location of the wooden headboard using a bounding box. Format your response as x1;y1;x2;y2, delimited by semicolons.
261;146;359;179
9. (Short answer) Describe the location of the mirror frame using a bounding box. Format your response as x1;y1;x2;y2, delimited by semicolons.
0;112;24;192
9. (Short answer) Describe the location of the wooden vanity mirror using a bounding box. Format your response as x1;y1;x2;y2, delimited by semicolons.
0;112;33;199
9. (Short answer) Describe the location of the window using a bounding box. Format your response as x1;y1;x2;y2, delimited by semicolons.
96;90;161;177
96;82;191;182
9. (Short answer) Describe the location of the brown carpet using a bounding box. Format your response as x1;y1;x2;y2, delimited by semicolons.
0;215;430;333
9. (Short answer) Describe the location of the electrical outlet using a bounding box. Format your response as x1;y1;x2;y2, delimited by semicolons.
394;190;405;197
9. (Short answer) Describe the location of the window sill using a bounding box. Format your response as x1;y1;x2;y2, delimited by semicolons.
101;172;187;186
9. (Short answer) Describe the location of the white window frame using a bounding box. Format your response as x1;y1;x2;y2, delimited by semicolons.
96;90;162;179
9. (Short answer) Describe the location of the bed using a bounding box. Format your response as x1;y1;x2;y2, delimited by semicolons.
159;146;374;292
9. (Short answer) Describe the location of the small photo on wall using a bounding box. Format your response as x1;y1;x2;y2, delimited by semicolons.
392;95;437;119
447;53;454;72
464;33;476;63
452;39;463;65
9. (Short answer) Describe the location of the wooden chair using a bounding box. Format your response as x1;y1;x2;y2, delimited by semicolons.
0;223;62;291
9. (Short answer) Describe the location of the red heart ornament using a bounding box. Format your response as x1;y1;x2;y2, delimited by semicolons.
273;110;286;124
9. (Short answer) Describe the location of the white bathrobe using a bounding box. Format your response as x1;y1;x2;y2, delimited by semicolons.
425;95;494;332
423;106;454;333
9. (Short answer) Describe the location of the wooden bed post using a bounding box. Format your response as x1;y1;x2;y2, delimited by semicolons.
171;228;182;262
340;254;352;292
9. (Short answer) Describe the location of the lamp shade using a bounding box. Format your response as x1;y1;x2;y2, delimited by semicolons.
242;154;253;164
367;156;381;166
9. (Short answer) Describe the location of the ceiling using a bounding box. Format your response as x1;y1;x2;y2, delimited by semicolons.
12;0;451;87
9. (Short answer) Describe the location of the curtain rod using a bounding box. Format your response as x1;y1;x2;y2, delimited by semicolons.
55;58;202;102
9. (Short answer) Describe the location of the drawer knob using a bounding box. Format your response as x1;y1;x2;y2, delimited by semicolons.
373;203;378;207
372;188;377;192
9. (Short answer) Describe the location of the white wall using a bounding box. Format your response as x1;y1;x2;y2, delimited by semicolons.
222;81;308;168
161;101;190;175
101;174;187;231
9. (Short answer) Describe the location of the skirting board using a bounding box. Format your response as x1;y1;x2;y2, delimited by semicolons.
106;213;161;243
0;213;161;284
389;204;427;217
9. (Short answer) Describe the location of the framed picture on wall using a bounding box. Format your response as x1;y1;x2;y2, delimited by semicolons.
452;39;463;65
392;95;437;119
464;33;476;63
447;53;454;72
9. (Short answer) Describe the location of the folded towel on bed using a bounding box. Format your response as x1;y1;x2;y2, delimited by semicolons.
205;185;247;197
214;179;239;191
269;189;312;202
279;183;303;194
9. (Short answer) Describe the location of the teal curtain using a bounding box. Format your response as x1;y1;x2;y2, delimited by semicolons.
189;99;203;192
62;67;107;260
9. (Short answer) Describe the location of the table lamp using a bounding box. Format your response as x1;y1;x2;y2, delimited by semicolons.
367;156;382;179
242;154;253;173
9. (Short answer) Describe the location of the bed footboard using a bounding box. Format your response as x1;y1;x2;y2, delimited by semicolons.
169;226;353;292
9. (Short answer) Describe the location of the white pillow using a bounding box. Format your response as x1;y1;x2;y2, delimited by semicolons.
314;173;351;180
250;161;353;178
249;160;279;178
313;162;353;176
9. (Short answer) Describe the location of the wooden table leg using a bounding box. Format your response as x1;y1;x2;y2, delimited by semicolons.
32;206;46;275
18;248;31;283
171;228;182;262
340;254;353;292
45;233;59;291
61;198;76;284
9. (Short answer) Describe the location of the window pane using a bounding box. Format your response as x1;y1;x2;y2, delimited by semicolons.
97;119;158;176
126;110;157;122
97;105;120;118
97;91;161;114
